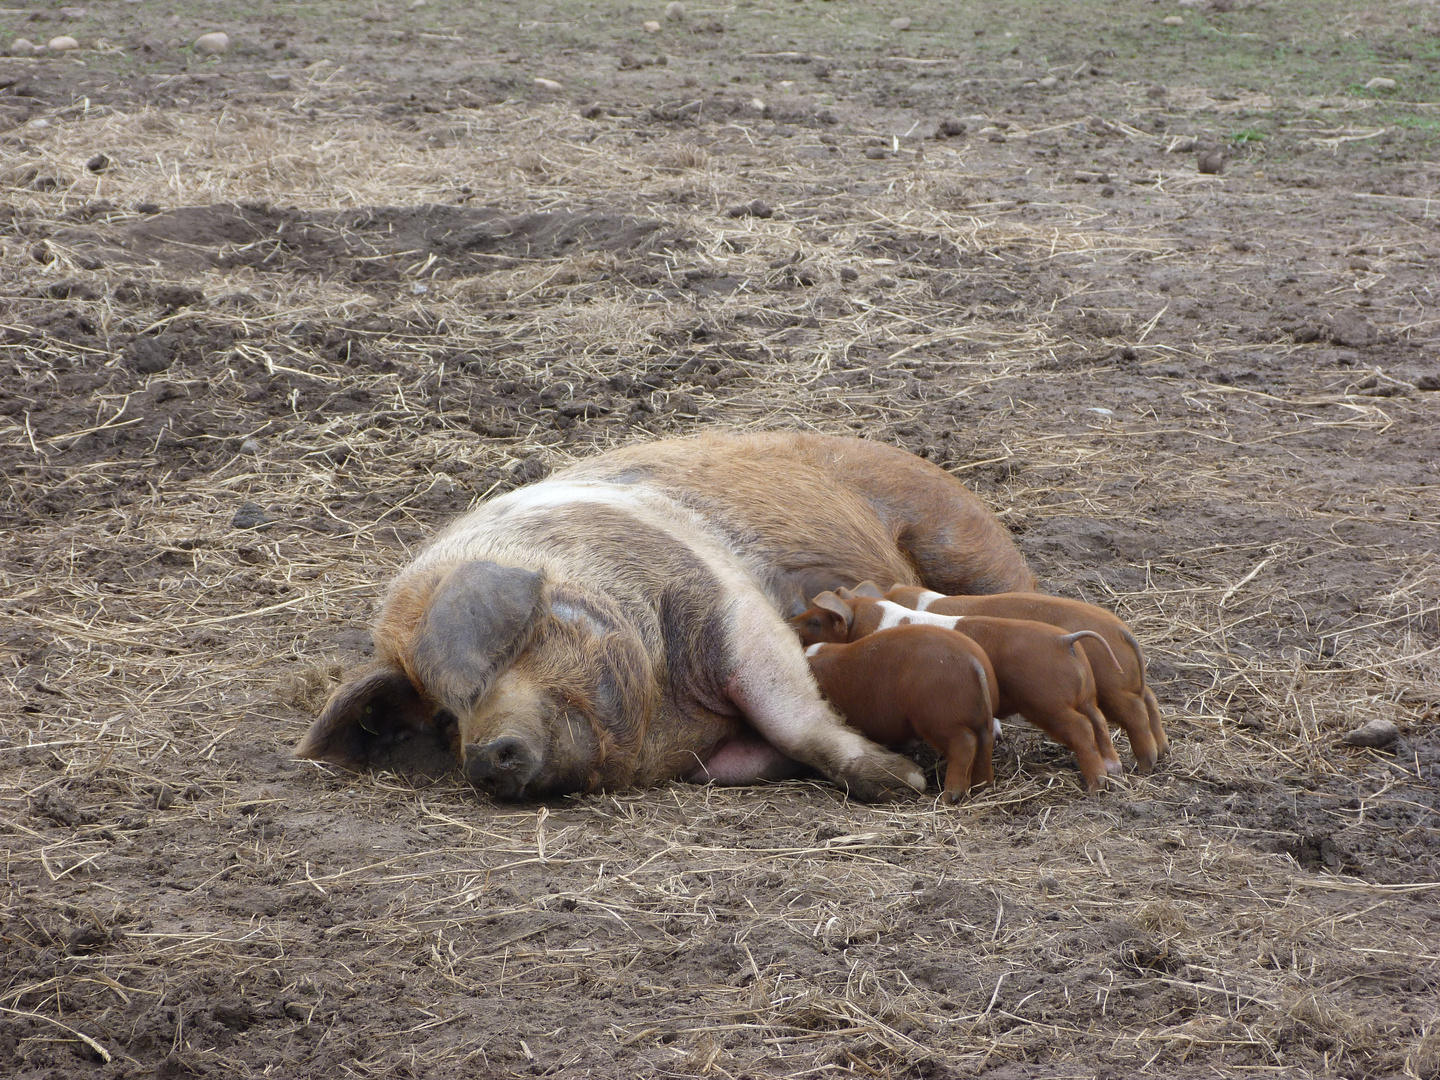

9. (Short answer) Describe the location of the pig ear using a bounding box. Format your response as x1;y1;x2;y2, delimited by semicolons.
849;580;886;599
411;560;546;712
811;591;855;629
295;662;432;767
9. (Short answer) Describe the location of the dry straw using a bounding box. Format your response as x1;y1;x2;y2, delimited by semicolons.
1;68;1437;1076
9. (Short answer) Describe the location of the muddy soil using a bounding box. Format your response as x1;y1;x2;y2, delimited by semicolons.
2;2;1438;1078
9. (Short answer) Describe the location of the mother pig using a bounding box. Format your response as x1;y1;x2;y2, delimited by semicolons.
296;431;1035;800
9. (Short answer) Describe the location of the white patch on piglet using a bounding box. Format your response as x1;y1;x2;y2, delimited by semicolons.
875;600;963;631
913;589;947;612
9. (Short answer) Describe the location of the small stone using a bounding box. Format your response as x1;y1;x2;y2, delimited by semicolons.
155;783;175;810
1414;375;1440;392
193;31;231;56
232;501;270;530
1364;77;1396;91
534;77;562;91
935;118;967;138
1038;75;1058;90
409;0;426;8
60;7;87;19
238;438;262;456
1163;15;1185;25
86;152;111;172
890;16;912;30
9;37;37;56
665;1;686;20
986;129;1007;143
643;19;661;32
265;72;291;90
1197;150;1226;174
1343;719;1399;749
724;199;773;219
839;266;858;282
863;144;889;159
48;35;81;52
1324;312;1378;348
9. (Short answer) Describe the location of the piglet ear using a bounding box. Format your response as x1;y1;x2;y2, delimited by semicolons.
811;591;856;629
410;560;546;713
295;662;431;767
848;580;886;599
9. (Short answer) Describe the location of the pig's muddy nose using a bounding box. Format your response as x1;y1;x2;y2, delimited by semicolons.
464;736;539;798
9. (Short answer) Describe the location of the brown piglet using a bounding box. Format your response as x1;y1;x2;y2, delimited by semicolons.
804;624;997;802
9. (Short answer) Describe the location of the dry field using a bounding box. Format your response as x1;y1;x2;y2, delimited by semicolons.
2;1;1439;1077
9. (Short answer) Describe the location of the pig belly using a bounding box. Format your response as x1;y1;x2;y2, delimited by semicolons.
686;734;808;785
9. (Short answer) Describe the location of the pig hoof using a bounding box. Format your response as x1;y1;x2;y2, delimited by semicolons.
835;751;926;801
1105;757;1125;777
942;790;962;806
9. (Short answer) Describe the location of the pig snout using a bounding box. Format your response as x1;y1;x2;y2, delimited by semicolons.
463;735;541;798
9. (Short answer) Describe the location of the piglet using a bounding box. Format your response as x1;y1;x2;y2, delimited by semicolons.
805;624;997;802
794;594;1119;791
847;582;1169;772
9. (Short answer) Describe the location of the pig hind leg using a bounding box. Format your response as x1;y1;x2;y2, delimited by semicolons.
819;438;1035;594
1084;700;1125;777
972;712;995;790
1143;686;1170;761
940;727;979;804
891;496;1036;596
1022;707;1110;792
1097;690;1159;773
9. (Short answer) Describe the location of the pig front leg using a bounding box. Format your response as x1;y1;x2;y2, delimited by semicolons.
722;597;927;801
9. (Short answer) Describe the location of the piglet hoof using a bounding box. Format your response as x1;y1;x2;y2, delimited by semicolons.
1133;754;1157;775
834;750;926;802
942;790;963;806
1105;757;1124;777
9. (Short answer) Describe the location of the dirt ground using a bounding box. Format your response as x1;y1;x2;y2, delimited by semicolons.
2;1;1439;1077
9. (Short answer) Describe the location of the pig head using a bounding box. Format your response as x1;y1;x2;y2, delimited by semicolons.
295;431;1035;801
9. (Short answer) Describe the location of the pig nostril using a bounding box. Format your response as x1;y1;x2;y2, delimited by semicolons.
467;736;532;781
